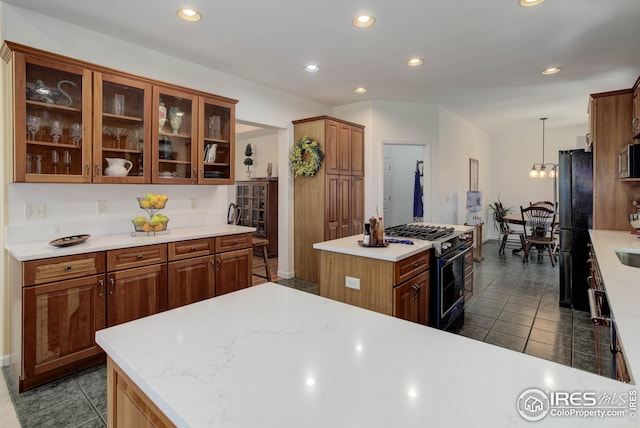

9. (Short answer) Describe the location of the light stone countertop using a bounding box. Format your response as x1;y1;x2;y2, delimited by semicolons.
312;223;474;262
5;224;255;262
95;283;638;427
589;229;640;385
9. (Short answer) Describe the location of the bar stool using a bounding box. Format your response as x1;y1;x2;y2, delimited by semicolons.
252;238;271;282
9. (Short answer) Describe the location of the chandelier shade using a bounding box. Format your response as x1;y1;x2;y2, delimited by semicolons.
529;117;556;178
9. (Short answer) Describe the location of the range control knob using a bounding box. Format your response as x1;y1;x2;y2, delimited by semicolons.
442;242;452;251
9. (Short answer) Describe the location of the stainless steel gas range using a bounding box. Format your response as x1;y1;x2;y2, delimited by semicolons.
385;223;473;333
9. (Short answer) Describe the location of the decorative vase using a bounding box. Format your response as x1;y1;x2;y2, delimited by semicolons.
169;106;183;134
158;100;167;132
246;167;252;179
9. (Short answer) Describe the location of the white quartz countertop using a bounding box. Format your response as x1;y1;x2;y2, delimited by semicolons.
589;229;640;384
5;224;255;261
312;223;474;261
96;283;637;427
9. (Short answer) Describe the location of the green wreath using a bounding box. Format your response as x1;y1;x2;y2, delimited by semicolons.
289;135;324;177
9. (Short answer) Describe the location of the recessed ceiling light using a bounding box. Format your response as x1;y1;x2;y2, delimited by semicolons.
353;15;375;28
520;0;544;7
177;8;201;21
406;58;424;67
354;87;368;94
304;64;319;72
542;67;561;75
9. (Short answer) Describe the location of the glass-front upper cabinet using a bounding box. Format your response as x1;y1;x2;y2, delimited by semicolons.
13;52;92;183
152;87;197;184
198;95;236;184
93;72;152;183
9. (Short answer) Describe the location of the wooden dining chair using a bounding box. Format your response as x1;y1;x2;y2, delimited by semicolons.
495;201;526;254
520;205;556;266
529;200;555;211
227;203;241;225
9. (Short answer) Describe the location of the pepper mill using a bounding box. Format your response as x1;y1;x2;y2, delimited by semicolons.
369;217;378;246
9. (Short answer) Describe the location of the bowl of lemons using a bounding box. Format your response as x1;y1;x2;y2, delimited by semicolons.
132;193;170;235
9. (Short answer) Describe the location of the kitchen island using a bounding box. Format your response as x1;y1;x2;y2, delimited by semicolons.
96;282;637;427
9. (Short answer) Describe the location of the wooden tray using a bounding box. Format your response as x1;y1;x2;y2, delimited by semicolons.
357;240;389;248
49;234;91;247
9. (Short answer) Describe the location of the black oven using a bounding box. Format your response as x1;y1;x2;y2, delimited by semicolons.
432;245;470;333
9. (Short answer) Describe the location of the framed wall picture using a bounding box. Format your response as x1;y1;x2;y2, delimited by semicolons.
469;158;479;191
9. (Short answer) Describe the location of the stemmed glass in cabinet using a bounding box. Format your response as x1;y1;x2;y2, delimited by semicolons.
51;150;60;174
63;150;71;174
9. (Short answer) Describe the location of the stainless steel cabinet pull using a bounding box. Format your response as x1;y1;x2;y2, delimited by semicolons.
191;246;196;251
109;278;115;295
95;163;100;176
137;254;143;260
210;259;215;271
411;284;420;301
85;163;90;177
217;258;221;270
233;239;238;244
98;279;104;297
65;265;72;271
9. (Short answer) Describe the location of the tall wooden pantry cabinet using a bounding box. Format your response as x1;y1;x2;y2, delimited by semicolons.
292;116;365;283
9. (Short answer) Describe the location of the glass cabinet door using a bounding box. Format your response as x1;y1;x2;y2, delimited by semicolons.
152;87;197;183
199;96;236;184
251;183;267;236
15;53;92;182
93;72;152;183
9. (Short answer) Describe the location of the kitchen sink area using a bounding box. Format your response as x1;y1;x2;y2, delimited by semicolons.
615;250;640;268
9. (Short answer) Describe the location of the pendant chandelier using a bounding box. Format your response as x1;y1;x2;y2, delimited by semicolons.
529;117;556;178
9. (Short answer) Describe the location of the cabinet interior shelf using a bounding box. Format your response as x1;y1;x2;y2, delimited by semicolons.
26;100;81;113
204;162;230;167
204;138;229;144
621;178;640;182
159;159;191;165
26;140;82;149
101;147;142;154
159;132;191;140
102;112;143;123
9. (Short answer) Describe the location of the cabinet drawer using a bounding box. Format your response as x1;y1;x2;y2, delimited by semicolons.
464;250;474;275
107;244;167;271
168;238;214;261
24;252;106;285
394;250;430;285
215;233;252;253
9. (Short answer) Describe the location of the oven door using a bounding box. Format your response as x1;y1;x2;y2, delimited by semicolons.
436;247;468;330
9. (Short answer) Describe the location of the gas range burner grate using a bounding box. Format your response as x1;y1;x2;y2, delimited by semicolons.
385;224;455;241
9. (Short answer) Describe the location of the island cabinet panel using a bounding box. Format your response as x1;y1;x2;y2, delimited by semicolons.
168;256;215;309
107;357;176;428
23;274;106;380
106;264;168;327
393;270;429;325
215;248;252;297
318;248;431;325
293;116;365;283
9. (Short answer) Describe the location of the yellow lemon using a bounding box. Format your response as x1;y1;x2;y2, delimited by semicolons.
140;199;151;209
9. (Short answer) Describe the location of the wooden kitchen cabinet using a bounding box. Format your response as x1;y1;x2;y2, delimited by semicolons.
214;233;252;296
3;41;237;185
317;248;431;326
198;95;236;184
393;270;429;325
15;252;107;392
633;84;640;138
167;238;215;309
236;178;279;257
7;47;92;183
293;116;365;282
93;71;152;182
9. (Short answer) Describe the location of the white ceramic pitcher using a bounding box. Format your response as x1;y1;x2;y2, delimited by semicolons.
104;158;133;176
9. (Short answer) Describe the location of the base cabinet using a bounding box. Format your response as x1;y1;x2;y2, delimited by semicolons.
12;232;250;392
393;270;430;325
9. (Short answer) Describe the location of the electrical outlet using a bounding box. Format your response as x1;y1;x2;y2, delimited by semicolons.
345;276;360;290
96;200;107;215
25;203;45;219
190;198;197;210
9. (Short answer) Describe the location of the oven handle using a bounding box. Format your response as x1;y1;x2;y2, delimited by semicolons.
439;246;469;263
587;288;610;324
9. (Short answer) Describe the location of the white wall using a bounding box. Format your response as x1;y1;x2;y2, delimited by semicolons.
383;144;425;226
487;123;587;237
235;133;280;180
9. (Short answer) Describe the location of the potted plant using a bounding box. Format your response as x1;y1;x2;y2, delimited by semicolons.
243;143;253;178
487;195;512;231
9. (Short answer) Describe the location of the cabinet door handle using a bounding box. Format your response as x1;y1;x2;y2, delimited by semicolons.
633;116;639;131
65;265;72;271
217;258;221;271
85;163;90;177
193;168;197;184
109;278;115;295
411;284;420;301
210;259;215;272
98;279;104;297
95;163;100;176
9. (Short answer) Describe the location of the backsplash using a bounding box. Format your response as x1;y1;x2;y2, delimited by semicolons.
6;183;233;244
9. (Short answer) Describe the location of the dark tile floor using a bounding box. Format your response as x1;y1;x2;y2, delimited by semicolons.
2;242;609;426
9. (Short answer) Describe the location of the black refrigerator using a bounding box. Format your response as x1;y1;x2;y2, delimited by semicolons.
558;149;593;311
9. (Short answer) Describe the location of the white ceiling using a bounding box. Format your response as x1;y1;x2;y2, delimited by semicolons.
5;0;640;134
